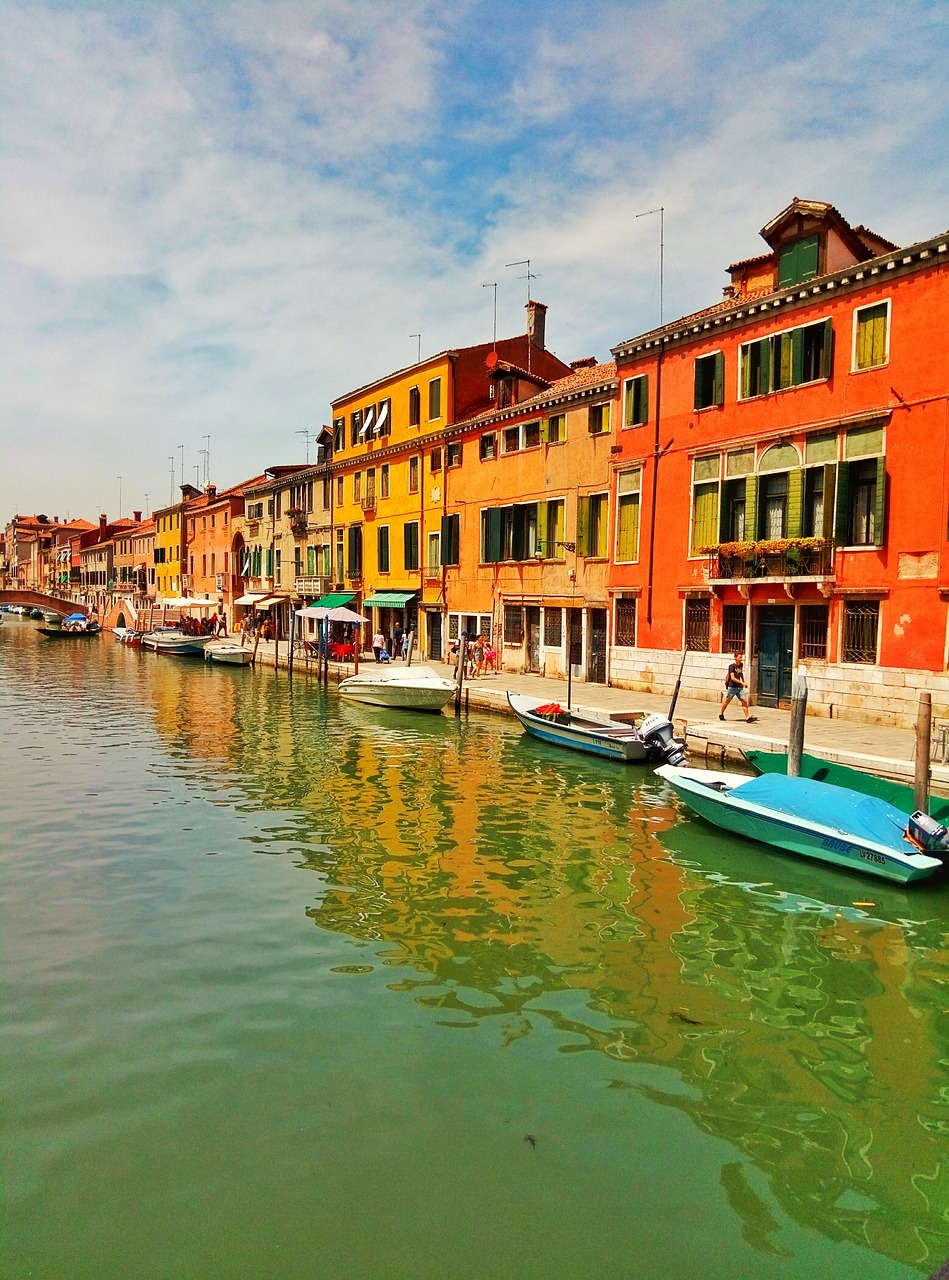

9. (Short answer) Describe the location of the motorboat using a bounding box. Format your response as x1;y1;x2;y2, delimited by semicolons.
141;628;213;656
337;664;456;712
655;764;948;884
205;642;254;666
507;691;686;765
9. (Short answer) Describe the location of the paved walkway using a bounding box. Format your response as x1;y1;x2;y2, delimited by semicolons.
254;640;949;793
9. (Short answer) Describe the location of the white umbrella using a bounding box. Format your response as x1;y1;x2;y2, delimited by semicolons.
327;605;370;624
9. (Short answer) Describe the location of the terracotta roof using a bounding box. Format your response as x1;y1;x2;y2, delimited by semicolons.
456;361;617;428
726;251;773;272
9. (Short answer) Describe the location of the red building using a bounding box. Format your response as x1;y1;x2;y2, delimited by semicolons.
608;199;949;725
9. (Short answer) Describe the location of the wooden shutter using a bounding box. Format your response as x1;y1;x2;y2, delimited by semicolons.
511;507;525;561
483;508;502;563
539;418;549;444
821;317;834;380
834;463;851;546
535;501;547;555
713;351;724;406
638;374;649;424
440;514;459;566
874;456;886;547
377;526;389;573
786;468;804;539
575;497;589;556
744;475;759;542
821;464;836;540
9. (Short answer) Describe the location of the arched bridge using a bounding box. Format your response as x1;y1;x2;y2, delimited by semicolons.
0;590;90;616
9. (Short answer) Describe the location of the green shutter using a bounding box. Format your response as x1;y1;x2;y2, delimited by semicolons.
639;374;649;424
744;475;759;541
536;501;547;554
834;463;851;546
691;483;719;554
718;482;730;542
484;508;502;563
714;351;724;406
786;468;804;539
378;526;389;572
821;464;836;540
821;317;834;380
740;347;752;401
874;456;886;547
693;361;703;411
266;548;274;577
511;507;525;561
576;498;589;556
439;514;459;566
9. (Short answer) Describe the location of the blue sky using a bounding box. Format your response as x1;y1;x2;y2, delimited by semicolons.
2;0;948;520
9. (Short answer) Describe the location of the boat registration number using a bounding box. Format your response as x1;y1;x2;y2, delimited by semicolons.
821;836;885;866
858;849;886;866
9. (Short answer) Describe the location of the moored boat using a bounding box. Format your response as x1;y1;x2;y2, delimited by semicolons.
507;691;686;765
141;629;213;655
337;664;456;712
205;642;254;666
656;764;948;884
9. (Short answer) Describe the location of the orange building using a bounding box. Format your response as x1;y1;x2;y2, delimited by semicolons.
606;198;949;724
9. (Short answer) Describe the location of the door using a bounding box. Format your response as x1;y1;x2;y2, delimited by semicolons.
567;608;583;680
526;606;541;672
756;606;794;706
427;610;442;661
587;609;607;683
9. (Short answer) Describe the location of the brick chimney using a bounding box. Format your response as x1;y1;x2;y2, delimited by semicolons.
133;510;142;523
526;299;547;350
99;514;108;533
206;484;217;498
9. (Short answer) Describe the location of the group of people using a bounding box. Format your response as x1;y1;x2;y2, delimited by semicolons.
180;612;226;637
372;623;411;662
448;634;494;679
239;612;274;644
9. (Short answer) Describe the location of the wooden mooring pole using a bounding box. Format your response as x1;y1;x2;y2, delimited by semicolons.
787;668;808;778
914;691;932;815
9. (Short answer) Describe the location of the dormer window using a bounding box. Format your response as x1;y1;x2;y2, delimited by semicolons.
777;234;819;287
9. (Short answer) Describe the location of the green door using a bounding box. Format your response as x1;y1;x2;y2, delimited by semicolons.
756;606;794;706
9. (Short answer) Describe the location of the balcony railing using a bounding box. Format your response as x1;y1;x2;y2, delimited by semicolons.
705;537;833;582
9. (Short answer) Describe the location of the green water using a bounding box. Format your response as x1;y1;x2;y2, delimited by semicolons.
2;620;946;1279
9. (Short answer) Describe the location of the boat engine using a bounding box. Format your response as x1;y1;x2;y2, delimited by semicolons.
639;713;687;766
906;811;949;861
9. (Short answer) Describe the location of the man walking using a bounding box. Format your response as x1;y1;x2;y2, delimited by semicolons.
720;651;756;723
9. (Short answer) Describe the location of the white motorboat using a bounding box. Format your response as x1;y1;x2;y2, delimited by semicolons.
205;642;254;666
337;664;456;712
141;629;213;656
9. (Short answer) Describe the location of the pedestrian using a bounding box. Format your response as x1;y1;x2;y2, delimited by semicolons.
372;630;385;662
400;629;410;661
394;621;404;658
473;634;485;678
720;651;756;723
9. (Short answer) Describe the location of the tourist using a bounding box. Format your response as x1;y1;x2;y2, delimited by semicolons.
394;621;404;658
720;651;756;723
473;634;485;678
372;630;385;662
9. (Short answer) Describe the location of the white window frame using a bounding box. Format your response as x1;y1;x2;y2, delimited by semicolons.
851;297;891;373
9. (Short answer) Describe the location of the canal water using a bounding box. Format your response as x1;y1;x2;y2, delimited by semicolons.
2;619;947;1280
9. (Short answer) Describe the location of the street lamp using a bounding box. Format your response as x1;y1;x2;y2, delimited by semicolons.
533;540;576;560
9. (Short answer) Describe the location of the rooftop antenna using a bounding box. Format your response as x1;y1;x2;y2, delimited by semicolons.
296;429;312;464
168;457;175;504
635;206;664;325
482;282;497;350
505;259;540;374
199;450;209;486
202;435;210;485
178;444;185;492
410;333;421;364
144;494;149;518
194;465;201;487
117;475;122;518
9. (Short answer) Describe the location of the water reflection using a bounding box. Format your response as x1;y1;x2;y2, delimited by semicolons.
4;625;948;1272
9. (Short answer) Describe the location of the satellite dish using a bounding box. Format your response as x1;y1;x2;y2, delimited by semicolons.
485;351;499;370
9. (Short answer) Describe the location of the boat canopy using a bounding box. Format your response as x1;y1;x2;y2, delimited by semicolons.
736;774;911;852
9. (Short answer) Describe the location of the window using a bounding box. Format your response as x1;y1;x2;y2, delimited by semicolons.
504;605;524;644
482;504;537;562
427;532;440;575
690;454;721;554
404;521;420;571
408;386;421;427
545;413;565;443
579;493;608;557
480;433;496;461
761;473;788;538
615;598;636;647
290;482;312;512
365;469;376;508
336;477;343;506
408;456;419;494
721;603;746;653
524;420;541;448
588;402;610;434
246;501;264;520
542;499;565;556
623;375;648;427
380;464;390;498
503;426;521;454
615;469;641;562
847;459;880;545
428;378;441;420
346;525;362;577
694;352;724;409
440;513;460;566
275;549;282;585
544;608;563;647
843;600;879;663
333;417;345;452
853;301;889;371
721;478;747;541
377;397;391;438
447;442;462;468
799;604;828;660
739;319;832;399
778;235;819;287
353;472;361;503
430;448;442;473
685;598;711;651
335;530;344;582
350;409;363;447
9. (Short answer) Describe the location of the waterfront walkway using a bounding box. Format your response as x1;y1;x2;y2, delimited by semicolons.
251;640;949;793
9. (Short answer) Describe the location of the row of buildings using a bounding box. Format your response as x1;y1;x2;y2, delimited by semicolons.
4;198;948;724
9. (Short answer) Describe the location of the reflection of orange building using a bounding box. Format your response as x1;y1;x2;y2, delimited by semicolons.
184;476;265;629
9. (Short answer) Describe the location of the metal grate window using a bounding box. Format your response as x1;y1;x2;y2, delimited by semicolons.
721;604;746;653
685;598;710;652
544;608;563;647
615;598;637;647
842;601;879;664
504;605;524;645
799;605;829;660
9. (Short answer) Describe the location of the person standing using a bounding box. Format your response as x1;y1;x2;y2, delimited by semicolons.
372;630;385;662
720;651;756;722
394;621;404;659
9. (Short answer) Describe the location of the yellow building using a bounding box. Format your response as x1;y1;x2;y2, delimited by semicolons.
329;304;571;657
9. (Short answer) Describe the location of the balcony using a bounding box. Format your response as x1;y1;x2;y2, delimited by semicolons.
288;509;309;537
295;575;327;596
705;537;834;594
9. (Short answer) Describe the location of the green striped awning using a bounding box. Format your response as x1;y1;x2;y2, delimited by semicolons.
362;591;417;608
313;592;355;608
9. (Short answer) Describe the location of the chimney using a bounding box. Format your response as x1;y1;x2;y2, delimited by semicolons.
526;299;547;350
206;484;217;498
133;510;142;523
99;514;108;532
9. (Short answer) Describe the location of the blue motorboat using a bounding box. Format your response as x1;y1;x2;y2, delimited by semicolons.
655;765;948;884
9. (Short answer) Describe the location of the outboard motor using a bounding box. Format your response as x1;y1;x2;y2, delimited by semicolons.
906;812;949;862
640;713;687;766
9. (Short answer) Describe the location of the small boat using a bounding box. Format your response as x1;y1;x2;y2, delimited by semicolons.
205;642;254;666
655;765;948;884
141;629;213;655
338;664;456;712
507;691;686;765
38;620;100;638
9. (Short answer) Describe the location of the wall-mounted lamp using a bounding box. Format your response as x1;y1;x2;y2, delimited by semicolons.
534;540;577;561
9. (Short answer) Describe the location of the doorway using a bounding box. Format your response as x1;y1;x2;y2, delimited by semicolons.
526;606;541;672
756;605;794;706
587;609;607;683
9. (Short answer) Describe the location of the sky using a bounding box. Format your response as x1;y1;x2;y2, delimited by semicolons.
2;0;948;523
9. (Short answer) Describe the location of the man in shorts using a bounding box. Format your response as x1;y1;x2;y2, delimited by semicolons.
720;651;756;722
